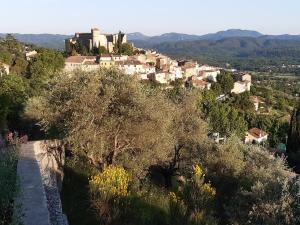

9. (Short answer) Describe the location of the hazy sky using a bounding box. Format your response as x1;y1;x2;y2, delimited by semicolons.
1;0;299;35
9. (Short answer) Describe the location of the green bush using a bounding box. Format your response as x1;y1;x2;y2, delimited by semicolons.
0;146;19;225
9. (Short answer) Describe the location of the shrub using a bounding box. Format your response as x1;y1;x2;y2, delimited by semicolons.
89;166;132;224
0;146;19;225
169;165;218;225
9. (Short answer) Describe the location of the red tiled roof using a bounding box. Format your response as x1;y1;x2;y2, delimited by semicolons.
116;60;142;66
100;54;112;58
192;79;208;87
248;128;267;139
65;56;96;63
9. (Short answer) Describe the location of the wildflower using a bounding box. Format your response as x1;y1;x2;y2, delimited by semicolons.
89;166;131;197
193;164;204;177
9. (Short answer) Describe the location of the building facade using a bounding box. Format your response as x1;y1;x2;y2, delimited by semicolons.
64;56;99;72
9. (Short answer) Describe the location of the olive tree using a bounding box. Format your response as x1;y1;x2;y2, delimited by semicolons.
26;69;176;177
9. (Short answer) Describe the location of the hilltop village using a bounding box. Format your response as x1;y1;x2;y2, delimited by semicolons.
0;29;275;147
64;28;251;94
62;28;275;147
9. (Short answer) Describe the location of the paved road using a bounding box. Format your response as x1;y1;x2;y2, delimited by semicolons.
16;142;51;225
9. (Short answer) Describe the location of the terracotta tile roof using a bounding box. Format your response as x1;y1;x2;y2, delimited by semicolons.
65;56;96;63
192;79;209;87
116;60;142;66
248;128;268;139
100;54;112;58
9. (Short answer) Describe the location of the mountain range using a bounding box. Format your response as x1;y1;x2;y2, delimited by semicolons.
1;29;300;71
1;29;300;50
0;33;71;50
127;29;300;45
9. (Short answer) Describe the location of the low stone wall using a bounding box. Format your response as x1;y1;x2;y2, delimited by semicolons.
34;140;68;225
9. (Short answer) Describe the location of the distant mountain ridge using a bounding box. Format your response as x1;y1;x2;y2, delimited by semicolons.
0;33;71;50
1;29;300;51
128;29;300;44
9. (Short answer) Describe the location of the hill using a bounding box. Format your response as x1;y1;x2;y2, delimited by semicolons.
140;37;300;71
128;29;266;46
128;29;265;43
0;33;71;50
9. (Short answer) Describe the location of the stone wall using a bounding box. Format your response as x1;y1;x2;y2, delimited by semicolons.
34;140;68;225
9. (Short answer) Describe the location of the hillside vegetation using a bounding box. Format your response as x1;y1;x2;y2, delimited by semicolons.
25;68;300;225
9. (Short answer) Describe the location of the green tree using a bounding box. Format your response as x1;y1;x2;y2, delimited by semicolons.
225;143;300;225
28;48;64;95
216;71;234;94
121;43;134;56
232;92;254;112
99;46;108;54
25;69;176;177
114;31;124;55
0;74;28;130
287;104;300;173
211;83;222;96
10;57;28;75
207;103;247;137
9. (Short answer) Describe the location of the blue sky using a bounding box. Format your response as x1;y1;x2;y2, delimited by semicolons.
1;0;299;35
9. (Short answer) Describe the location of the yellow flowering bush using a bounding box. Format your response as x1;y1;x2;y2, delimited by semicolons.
201;183;216;197
169;164;218;224
90;166;131;198
169;192;178;203
193;164;204;178
192;164;216;199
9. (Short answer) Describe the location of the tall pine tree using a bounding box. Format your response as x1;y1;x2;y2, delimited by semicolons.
287;103;300;173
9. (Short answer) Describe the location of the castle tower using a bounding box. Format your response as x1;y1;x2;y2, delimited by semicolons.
91;28;101;48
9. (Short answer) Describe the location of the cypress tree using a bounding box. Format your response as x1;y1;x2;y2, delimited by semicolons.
287;104;300;173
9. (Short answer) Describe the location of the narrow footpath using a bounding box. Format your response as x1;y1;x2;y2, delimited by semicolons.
16;142;51;225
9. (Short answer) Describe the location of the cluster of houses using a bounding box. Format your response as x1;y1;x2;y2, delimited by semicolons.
64;49;255;96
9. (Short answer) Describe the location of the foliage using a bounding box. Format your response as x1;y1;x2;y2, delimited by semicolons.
216;71;234;94
232;92;254;112
186;137;300;225
99;46;108;54
90;166;131;198
120;43;134;56
0;74;29;130
89;166;132;224
169;165;218;225
0;35;25;66
25;69;178;176
0;146;19;225
166;79;185;104
28;48;64;95
224;143;300;225
287;104;300;173
114;31;124;55
205;102;247;137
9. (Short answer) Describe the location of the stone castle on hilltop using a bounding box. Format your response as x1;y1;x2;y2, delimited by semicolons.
65;28;127;54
